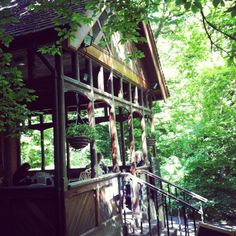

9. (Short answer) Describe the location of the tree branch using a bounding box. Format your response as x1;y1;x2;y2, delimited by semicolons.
200;10;232;56
201;10;236;42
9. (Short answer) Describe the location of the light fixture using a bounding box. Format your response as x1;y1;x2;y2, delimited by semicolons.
82;34;93;47
152;83;159;90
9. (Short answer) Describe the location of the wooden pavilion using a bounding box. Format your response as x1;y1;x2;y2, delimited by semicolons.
0;1;169;236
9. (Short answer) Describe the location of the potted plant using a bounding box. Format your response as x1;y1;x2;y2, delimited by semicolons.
66;124;96;149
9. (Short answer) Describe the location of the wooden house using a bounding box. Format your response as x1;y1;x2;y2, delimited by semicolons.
0;1;169;236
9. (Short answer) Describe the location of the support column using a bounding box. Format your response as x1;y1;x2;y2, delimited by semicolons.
109;105;120;171
128;113;135;164
54;53;67;236
88;59;96;178
141;116;148;164
40;115;45;171
110;71;121;171
88;101;96;178
119;108;126;166
129;83;135;164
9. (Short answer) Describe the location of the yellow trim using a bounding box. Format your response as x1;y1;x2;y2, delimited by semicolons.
81;45;148;89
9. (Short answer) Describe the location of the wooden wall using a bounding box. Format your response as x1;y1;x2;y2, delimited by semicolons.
0;187;57;236
0;134;4;182
65;175;121;236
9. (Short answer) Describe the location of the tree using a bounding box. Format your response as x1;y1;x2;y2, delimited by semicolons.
154;9;236;223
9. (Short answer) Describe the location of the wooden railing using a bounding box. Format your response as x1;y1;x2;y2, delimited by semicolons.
66;173;122;236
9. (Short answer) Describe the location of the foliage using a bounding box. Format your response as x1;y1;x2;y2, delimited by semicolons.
154;12;236;223
67;124;97;140
21;128;54;169
95;123;112;164
0;3;36;135
0;63;37;135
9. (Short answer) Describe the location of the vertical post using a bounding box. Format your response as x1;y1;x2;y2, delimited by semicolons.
146;185;152;236
109;105;119;171
119;108;126;166
129;83;135;164
40;115;45;171
54;53;67;236
128;113;135;164
71;51;80;81
134;86;138;104
98;66;104;91
88;59;96;178
167;184;173;228
183;192;189;235
27;49;35;80
109;71;121;171
164;196;170;236
141;116;148;164
65;107;70;171
118;77;123;98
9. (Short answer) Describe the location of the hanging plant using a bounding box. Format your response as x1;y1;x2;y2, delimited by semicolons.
66;124;96;149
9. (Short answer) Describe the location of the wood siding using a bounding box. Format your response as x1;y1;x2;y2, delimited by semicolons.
65;175;121;236
0;188;57;236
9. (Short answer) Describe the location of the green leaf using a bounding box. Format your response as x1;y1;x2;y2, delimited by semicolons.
176;0;184;6
194;0;203;9
231;9;236;17
191;5;199;13
213;0;221;8
184;2;191;10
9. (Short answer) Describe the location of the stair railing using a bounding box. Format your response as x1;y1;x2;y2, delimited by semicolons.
120;172;207;236
138;169;207;227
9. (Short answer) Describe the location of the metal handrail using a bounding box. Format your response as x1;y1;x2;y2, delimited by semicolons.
138;169;208;203
121;173;203;214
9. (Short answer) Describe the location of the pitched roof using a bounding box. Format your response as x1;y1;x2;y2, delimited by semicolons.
1;0;84;37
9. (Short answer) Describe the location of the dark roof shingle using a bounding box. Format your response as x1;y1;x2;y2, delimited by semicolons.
1;0;85;37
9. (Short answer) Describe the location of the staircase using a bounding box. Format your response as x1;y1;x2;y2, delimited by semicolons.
119;170;208;236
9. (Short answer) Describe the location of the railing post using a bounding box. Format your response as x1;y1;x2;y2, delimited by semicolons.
167;184;173;228
183;192;189;236
139;183;144;234
154;188;161;236
146;185;152;236
192;209;197;235
175;189;183;235
164;196;170;236
200;202;204;222
121;175;129;236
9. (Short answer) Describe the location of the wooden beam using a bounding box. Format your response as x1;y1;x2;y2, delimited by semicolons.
79;45;148;88
109;105;119;171
54;53;67;236
40;115;45;171
141;117;148;164
119;108;126;166
88;59;97;178
97;66;104;91
128;113;135;164
71;52;80;81
27;49;35;81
